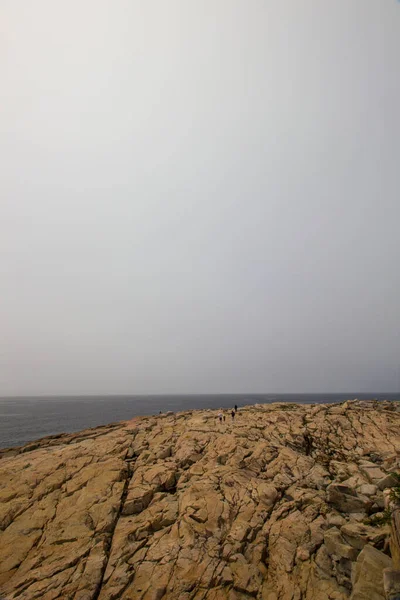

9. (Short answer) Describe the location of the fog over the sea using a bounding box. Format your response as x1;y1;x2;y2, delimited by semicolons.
1;1;399;395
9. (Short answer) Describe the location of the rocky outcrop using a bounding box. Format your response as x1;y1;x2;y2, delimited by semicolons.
351;544;392;599
0;400;399;599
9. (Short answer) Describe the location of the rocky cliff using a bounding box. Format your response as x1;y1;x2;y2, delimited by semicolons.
0;400;399;600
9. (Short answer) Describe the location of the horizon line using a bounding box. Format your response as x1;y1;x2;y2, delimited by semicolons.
0;391;399;400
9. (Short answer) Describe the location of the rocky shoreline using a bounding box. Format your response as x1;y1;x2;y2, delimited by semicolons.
1;400;400;599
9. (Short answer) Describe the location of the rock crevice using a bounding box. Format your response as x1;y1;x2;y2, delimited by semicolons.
0;400;399;599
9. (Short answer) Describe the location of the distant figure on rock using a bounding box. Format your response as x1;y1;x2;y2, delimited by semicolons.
231;410;235;420
218;412;223;424
223;414;226;422
234;404;238;412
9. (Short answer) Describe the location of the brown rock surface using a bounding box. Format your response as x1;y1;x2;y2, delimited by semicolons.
0;400;399;599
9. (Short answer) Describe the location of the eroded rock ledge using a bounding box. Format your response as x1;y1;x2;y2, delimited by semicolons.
0;400;399;600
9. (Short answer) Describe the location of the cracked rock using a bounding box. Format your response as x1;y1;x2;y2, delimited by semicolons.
0;400;399;600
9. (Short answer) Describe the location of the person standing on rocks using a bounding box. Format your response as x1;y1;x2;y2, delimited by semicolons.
234;404;238;412
218;412;223;424
231;409;235;421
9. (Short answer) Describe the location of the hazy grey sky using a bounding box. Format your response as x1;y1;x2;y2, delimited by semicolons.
1;1;400;395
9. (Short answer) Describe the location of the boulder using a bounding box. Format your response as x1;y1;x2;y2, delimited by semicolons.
359;484;378;496
383;568;400;600
341;522;388;551
351;544;393;599
324;527;359;561
359;465;386;485
327;484;371;514
378;473;399;491
327;512;347;528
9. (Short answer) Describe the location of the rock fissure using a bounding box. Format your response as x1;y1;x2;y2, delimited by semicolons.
1;401;399;600
90;460;134;600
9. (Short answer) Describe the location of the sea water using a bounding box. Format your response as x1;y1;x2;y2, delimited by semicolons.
0;393;398;449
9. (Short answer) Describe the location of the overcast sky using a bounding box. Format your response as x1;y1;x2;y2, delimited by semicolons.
1;1;400;395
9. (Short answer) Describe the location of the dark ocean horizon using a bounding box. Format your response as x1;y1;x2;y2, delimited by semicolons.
0;393;399;450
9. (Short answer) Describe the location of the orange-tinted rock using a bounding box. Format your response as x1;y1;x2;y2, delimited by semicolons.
0;401;399;599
